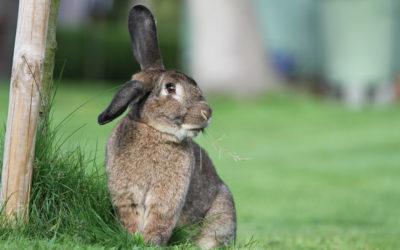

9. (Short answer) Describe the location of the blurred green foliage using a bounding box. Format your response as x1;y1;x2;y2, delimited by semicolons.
54;0;182;81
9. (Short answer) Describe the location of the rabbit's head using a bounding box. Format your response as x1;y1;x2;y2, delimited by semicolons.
98;5;212;141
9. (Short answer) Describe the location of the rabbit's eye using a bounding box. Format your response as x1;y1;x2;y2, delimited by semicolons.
166;83;176;94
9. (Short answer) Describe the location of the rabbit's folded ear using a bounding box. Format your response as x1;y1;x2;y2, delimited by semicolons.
98;80;148;125
129;5;164;70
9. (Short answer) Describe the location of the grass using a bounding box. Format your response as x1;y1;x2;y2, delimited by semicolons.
0;79;400;249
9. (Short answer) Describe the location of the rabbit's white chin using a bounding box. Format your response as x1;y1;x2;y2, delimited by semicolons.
147;122;202;142
174;127;200;141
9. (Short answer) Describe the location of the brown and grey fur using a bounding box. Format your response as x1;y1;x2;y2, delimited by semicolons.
98;5;236;248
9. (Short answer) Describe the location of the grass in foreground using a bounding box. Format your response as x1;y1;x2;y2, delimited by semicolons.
0;80;400;249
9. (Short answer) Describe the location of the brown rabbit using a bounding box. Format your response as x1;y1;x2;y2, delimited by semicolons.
98;5;236;248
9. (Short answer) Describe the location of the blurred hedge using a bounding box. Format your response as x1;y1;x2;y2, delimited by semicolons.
54;1;181;82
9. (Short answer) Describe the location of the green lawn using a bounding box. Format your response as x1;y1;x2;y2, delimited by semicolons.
1;80;400;249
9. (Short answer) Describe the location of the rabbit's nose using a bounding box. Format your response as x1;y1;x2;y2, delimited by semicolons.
200;107;212;121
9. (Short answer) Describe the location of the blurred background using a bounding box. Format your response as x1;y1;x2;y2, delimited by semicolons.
1;0;400;104
1;0;400;248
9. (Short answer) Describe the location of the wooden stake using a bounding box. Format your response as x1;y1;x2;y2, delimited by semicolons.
1;0;60;221
40;0;60;126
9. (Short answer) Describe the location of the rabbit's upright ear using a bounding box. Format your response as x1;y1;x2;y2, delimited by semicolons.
98;80;148;125
129;5;164;70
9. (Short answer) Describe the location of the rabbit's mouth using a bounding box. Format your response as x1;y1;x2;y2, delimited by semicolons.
191;128;204;132
144;120;206;142
182;124;207;133
167;124;207;141
188;127;204;134
184;129;201;138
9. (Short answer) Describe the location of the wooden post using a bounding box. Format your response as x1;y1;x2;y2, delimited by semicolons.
40;0;60;127
1;0;60;220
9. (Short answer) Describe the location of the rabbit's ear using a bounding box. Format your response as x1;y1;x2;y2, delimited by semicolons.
129;5;164;70
98;80;148;125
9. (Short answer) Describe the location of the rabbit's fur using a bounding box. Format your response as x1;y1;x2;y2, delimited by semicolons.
98;5;236;248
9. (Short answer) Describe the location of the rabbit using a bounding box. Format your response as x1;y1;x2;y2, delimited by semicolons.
97;5;236;249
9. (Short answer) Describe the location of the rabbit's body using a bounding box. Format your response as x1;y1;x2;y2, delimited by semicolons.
98;5;236;248
107;116;236;247
106;118;193;242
